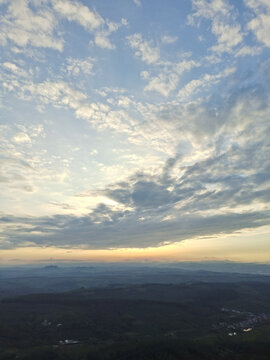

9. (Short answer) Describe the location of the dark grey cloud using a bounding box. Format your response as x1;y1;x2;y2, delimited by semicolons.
1;208;270;250
105;177;179;209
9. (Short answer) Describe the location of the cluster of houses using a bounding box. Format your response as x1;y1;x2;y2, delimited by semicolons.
216;307;270;335
59;339;79;345
40;319;79;345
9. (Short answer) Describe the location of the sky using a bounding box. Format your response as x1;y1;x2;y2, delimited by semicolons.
0;0;270;265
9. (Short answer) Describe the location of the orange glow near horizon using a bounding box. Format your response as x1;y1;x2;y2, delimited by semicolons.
1;226;270;265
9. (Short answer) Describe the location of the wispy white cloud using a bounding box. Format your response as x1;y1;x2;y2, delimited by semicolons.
127;33;160;64
235;45;262;57
175;59;199;75
246;0;270;47
0;0;125;53
144;59;200;97
133;0;141;7
145;72;179;97
52;0;104;30
161;35;178;44
0;0;63;51
178;66;236;100
188;0;231;21
93;18;127;49
94;33;115;49
65;57;95;76
12;132;31;144
20;80;87;109
2;62;28;78
0;65;176;154
211;22;243;54
188;0;243;54
53;0;127;50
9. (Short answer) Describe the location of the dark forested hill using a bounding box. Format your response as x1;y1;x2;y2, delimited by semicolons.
1;281;270;359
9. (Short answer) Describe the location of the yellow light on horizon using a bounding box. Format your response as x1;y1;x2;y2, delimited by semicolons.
1;225;270;265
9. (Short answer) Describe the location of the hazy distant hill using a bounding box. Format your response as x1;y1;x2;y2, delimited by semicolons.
0;263;270;298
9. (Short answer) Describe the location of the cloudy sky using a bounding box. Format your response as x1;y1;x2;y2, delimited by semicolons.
0;0;270;264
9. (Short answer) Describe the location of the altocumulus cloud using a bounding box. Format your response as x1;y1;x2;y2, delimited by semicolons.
1;60;270;250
